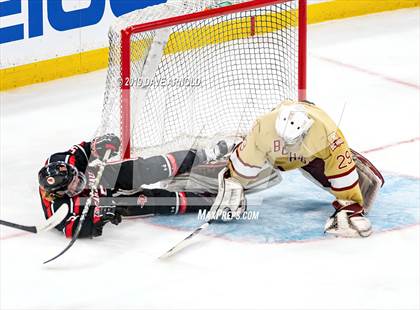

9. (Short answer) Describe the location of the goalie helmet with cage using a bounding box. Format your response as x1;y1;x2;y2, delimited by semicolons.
38;162;87;198
275;103;314;145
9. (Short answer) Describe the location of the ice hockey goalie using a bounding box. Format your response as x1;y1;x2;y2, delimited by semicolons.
211;99;384;238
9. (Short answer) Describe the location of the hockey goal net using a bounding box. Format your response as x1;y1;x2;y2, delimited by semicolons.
98;0;307;159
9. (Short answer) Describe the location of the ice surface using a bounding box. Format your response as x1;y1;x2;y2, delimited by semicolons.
1;8;419;310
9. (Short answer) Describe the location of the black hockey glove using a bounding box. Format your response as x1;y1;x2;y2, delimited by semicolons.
93;206;122;225
91;206;122;237
91;134;121;159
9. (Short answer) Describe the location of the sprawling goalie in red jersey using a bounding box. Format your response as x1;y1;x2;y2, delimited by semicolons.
38;134;228;238
207;100;384;238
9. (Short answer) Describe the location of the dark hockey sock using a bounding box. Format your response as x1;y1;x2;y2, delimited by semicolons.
184;193;214;213
114;190;214;217
166;150;205;176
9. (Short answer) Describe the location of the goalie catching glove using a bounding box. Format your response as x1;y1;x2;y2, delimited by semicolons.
206;168;247;222
324;200;372;238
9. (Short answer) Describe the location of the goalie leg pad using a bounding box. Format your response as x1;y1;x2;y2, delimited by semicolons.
299;152;384;213
351;149;384;213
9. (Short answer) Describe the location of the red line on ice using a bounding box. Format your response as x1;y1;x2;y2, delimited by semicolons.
362;137;420;154
313;55;420;90
0;231;29;240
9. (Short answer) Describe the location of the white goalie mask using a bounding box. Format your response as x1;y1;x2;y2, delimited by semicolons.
275;104;314;145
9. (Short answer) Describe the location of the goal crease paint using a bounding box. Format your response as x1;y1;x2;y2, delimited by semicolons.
145;170;419;243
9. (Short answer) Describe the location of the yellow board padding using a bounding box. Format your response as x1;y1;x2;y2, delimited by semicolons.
308;0;420;24
163;11;296;55
129;11;296;61
164;18;257;54
0;48;109;91
1;0;419;92
130;17;265;61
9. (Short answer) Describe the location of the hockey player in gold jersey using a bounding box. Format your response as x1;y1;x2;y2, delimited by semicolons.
207;100;384;238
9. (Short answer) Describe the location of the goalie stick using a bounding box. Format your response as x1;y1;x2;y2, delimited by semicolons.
158;220;213;259
0;203;69;234
159;168;229;259
43;149;112;264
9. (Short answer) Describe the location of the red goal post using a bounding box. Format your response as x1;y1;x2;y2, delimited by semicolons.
113;0;307;159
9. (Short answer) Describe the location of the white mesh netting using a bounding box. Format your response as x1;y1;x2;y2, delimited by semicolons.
98;0;300;159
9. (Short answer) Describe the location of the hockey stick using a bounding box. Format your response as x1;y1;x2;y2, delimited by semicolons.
43;149;112;264
0;203;69;234
159;168;229;259
158;220;213;259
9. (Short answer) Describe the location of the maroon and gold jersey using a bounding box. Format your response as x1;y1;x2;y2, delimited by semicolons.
228;100;364;205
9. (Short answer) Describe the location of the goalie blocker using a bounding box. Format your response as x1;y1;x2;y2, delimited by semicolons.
206;168;247;222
